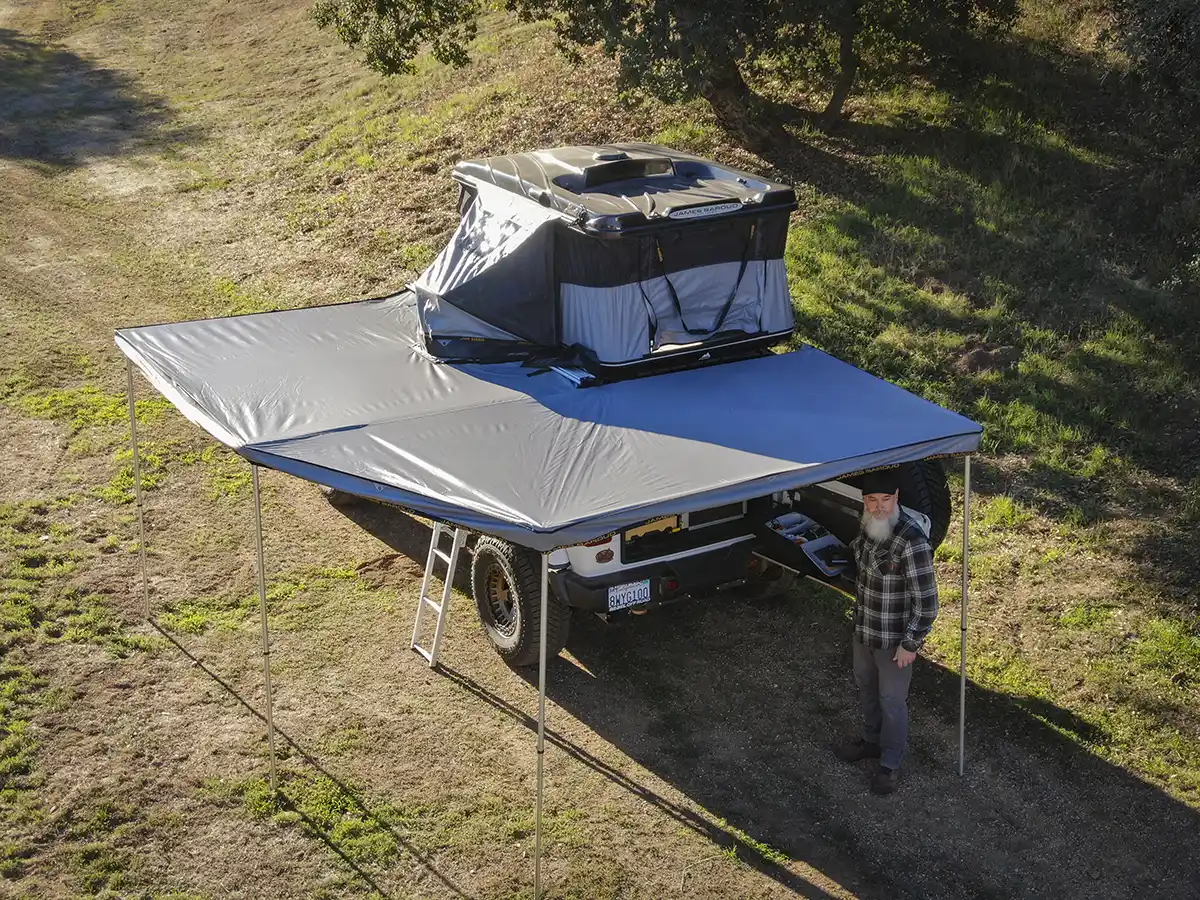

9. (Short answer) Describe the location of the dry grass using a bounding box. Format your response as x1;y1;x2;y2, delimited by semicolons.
1;0;1198;898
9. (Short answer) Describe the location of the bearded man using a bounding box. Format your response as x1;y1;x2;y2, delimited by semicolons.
834;468;939;794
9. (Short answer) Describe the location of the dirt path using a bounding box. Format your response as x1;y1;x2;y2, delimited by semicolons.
1;2;1198;899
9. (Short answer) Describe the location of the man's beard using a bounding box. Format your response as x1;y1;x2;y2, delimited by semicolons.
862;506;900;543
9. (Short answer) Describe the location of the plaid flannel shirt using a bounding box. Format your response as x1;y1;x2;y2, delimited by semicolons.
850;511;939;650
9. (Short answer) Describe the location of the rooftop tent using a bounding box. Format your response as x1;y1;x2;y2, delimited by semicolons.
413;144;799;378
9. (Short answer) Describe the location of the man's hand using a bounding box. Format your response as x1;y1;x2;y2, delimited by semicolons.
893;646;917;668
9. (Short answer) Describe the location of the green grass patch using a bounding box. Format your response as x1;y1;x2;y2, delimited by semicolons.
211;772;413;866
925;620;1200;799
94;444;168;504
72;840;132;893
174;444;252;499
94;441;251;505
205;277;281;317
0;497;161;883
710;815;791;867
653;118;720;155
0;661;48;879
1060;603;1114;629
1130;618;1200;679
157;591;254;635
969;638;1054;701
397;241;436;272
321;726;363;756
159;566;361;635
285;192;354;234
13;384;170;434
178;173;232;193
976;495;1034;532
208;769;591;875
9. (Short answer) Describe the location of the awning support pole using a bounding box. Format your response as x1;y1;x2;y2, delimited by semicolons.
125;359;151;621
534;552;549;899
958;454;971;776
253;465;279;793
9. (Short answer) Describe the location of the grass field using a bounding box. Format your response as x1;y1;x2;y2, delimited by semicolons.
1;0;1198;897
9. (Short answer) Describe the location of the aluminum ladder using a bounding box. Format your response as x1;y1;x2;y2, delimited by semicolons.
411;523;467;667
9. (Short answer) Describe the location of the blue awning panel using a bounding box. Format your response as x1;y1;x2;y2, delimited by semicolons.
116;293;981;550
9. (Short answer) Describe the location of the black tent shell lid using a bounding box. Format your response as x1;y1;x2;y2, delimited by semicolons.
452;142;798;236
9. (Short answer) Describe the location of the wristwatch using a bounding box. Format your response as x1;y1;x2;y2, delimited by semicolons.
901;638;921;653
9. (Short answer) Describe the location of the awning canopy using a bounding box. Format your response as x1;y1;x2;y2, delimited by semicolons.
115;293;982;550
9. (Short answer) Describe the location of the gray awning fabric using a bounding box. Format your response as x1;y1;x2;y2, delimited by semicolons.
115;293;982;551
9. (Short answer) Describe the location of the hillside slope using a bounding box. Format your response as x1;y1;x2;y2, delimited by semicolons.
1;1;1197;898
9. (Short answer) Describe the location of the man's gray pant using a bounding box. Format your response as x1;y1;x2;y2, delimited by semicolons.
852;636;913;770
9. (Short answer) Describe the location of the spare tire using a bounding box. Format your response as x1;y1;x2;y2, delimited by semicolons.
802;460;953;550
892;459;952;549
470;536;571;668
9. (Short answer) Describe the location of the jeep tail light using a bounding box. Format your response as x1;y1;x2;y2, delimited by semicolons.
665;578;679;591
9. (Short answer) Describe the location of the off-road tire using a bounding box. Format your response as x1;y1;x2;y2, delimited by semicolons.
320;485;361;508
470;536;571;668
895;459;952;549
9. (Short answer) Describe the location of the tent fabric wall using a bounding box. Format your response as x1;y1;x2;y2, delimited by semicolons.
559;282;652;363
638;260;789;345
414;181;560;347
416;175;796;367
115;292;982;551
758;259;794;334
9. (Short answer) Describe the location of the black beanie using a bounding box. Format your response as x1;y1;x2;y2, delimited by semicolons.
861;468;902;496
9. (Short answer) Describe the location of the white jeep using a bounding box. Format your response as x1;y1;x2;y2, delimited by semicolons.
328;459;948;667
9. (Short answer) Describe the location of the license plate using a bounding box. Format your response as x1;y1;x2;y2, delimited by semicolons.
607;578;652;612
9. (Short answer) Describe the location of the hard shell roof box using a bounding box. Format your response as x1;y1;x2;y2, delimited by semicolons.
413;144;799;381
451;143;798;235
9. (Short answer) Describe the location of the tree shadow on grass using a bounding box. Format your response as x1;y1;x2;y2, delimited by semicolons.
149;620;477;900
749;29;1200;608
327;506;1199;899
0;28;202;166
545;590;1200;900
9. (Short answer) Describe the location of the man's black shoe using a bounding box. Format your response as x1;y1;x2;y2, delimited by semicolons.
870;765;900;794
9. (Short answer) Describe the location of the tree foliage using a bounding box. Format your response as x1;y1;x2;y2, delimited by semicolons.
312;0;1018;149
1107;0;1200;103
311;0;480;73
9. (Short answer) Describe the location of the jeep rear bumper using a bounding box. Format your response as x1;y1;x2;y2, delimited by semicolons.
549;540;758;612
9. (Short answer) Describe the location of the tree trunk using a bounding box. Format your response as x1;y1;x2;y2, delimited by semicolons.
670;2;788;152
822;11;861;126
696;53;790;152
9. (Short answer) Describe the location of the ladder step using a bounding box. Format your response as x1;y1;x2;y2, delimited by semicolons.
412;644;433;663
421;596;442;614
433;549;452;565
